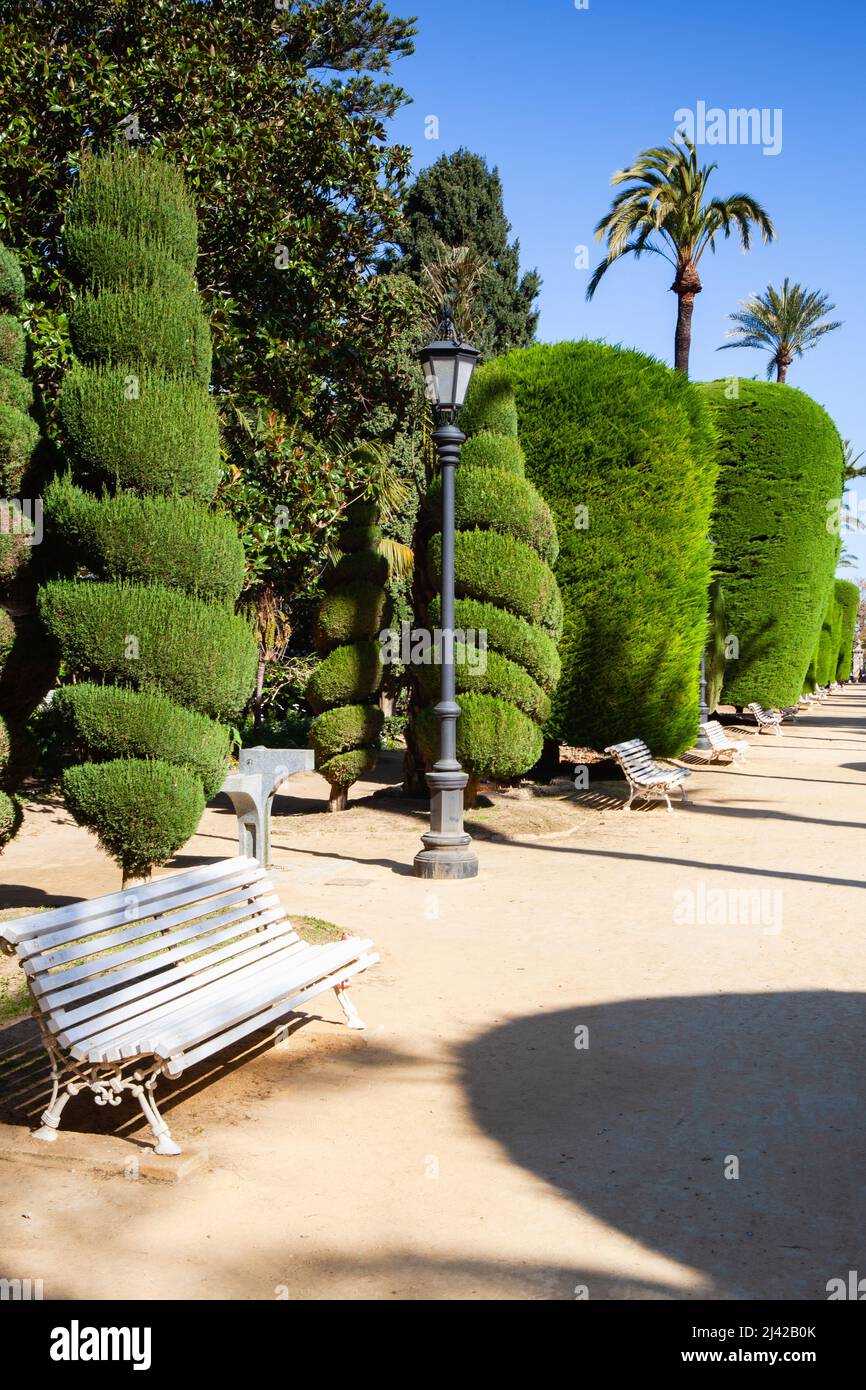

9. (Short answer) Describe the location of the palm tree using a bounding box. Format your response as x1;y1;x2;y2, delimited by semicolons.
587;136;775;375
718;279;842;382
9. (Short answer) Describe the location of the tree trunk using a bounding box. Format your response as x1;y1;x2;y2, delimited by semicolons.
672;265;702;376
775;356;790;384
328;784;348;813
464;773;480;810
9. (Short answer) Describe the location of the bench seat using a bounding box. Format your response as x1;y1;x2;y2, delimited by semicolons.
604;739;691;812
699;720;749;763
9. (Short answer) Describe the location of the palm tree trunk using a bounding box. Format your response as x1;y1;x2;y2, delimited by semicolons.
674;292;696;375
775;356;790;384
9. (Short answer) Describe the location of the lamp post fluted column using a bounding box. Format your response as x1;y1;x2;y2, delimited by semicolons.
413;420;478;880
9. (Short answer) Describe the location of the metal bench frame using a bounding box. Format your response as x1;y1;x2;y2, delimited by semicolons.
604;739;691;813
699;720;749;764
0;856;377;1156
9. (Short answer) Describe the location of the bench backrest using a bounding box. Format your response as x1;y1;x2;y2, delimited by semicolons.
701;720;730;747
605;739;660;777
0;856;296;1037
747;702;771;720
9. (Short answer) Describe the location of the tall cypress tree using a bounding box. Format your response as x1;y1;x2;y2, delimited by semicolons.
384;149;541;359
39;149;257;883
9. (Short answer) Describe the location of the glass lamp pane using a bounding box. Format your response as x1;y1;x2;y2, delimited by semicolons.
420;357;439;404
454;355;476;408
433;355;458;408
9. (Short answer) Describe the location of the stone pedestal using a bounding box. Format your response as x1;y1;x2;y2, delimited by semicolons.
221;746;314;866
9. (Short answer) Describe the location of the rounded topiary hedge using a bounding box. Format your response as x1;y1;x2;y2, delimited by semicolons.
0;788;21;846
470;344;717;757
415;366;562;801
835;579;859;681
699;380;843;708
59;365;220;498
308;501;387;810
42;150;255;878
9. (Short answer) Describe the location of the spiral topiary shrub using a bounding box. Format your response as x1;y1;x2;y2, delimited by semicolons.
41;149;256;879
466;345;717;759
835;580;859;681
308;502;387;810
698;380;843;708
415;366;562;802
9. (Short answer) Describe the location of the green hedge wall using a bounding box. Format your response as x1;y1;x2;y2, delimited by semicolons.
835;579;859;681
308;501;387;809
699;380;844;708
41;150;255;877
472;343;717;756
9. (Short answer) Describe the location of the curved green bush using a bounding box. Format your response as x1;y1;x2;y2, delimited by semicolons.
52;684;230;800
0;712;9;770
44;475;245;601
0;365;34;412
0;401;39;493
63;759;205;882
0;607;14;668
323;549;390;592
835;579;859;681
471;342;717;756
699;380;843;708
418;645;550;723
0;246;25;309
417;692;543;783
0;788;21;846
459;365;518;439
70;285;212;385
428;529;562;636
65;224;194;296
39;580;257;722
0;315;25;370
59;365;220;499
315;747;379;790
428;464;558;566
429;594;561;694
310;704;384;761
67;149;198;274
461;431;526;476
315;579;388;654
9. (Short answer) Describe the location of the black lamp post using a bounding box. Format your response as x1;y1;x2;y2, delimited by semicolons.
413;309;480;880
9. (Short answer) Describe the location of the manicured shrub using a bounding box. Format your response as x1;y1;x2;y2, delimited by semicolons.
39;580;257;721
0;788;20;846
0;401;39;493
428;463;558;566
459;365;518;439
0;524;27;583
66;148;198;273
70;285;212;385
65;224;193;296
314;580;387;654
0;713;9;769
59;365;220;499
835;580;859;681
0;246;25;309
0;607;14;668
323;550;390;592
306;639;384;715
63;759;205;883
428;529;563;635
470;342;717;756
417;692;543;783
44;475;245;602
310;704;384;760
699;380;843;708
0;315;25;370
0;365;33;412
460;431;526;476
52;684;231;799
429;594;562;694
418;645;550;723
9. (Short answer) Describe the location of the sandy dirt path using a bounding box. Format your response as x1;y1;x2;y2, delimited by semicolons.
1;691;864;1300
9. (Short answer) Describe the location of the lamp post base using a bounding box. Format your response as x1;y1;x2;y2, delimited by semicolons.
412;764;479;879
413;843;479;880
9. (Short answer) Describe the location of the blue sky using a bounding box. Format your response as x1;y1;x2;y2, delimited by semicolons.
386;0;866;578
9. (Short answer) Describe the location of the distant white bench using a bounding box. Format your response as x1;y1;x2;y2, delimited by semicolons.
604;739;691;812
746;703;783;734
0;856;378;1155
699;720;749;764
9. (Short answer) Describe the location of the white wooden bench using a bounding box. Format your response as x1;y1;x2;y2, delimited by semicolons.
699;720;749;764
0;856;378;1155
604;739;691;812
746;702;783;734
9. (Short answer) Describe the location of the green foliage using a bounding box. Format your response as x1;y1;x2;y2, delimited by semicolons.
0;401;39;492
315;580;387;655
0;607;14;670
428;465;558;566
65;224;194;296
306;640;383;715
0;713;8;770
383;148;540;359
418;646;550;723
39;580;258;722
65;147;198;275
0;364;33;412
323;549;390;592
63;758;205;881
429;594;561;694
479;342;718;756
835;579;859;681
310;703;384;761
0;246;25;309
461;430;525;476
0;789;21;845
700;379;843;707
339;523;383;554
417;692;543;782
316;746;379;790
70;285;212;385
460;366;519;438
428;529;563;636
0;316;25;371
52;683;230;800
59;365;220;498
45;475;245;602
